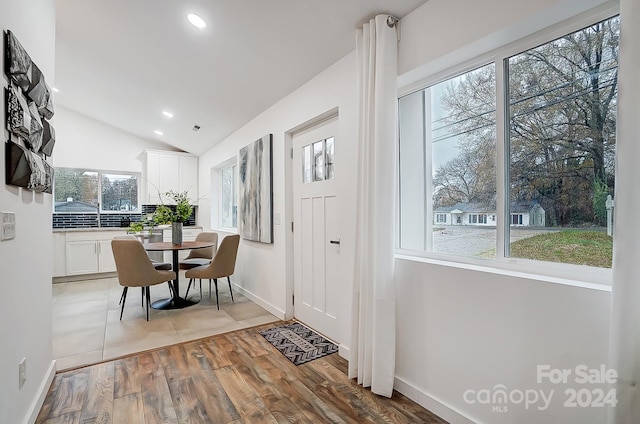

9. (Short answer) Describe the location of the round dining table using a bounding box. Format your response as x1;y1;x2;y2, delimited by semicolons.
143;241;215;309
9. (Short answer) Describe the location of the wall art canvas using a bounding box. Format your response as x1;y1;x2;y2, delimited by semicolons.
5;141;31;188
239;134;273;243
40;119;55;156
6;86;31;139
5;30;32;89
4;29;55;192
27;101;43;151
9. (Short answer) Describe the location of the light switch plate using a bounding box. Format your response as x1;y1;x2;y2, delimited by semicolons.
0;211;16;241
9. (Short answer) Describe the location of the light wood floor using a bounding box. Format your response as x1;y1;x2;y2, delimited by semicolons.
36;323;447;424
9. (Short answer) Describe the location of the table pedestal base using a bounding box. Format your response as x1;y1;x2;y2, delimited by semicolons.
151;296;199;310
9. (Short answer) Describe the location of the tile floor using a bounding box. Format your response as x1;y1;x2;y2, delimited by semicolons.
52;275;281;371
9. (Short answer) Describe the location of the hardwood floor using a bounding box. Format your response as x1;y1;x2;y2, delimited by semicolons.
36;323;447;424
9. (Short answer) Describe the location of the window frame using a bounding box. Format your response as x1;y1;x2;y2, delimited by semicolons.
395;5;618;286
53;167;140;214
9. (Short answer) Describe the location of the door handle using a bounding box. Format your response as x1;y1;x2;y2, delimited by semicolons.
330;239;340;245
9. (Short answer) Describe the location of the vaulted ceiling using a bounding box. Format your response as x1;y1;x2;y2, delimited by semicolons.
55;0;428;155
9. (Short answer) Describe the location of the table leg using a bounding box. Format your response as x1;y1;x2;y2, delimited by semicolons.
151;249;199;310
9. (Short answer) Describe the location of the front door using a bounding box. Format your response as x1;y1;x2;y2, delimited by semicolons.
292;116;341;342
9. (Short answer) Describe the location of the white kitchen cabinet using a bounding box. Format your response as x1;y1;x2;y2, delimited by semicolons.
145;150;198;204
66;241;100;274
65;230;126;275
98;239;117;272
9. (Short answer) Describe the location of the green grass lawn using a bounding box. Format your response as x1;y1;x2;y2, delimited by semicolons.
510;230;612;268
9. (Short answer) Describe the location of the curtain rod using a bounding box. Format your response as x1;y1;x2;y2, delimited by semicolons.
386;15;399;28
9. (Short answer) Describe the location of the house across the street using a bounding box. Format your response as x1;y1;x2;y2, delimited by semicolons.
434;201;546;227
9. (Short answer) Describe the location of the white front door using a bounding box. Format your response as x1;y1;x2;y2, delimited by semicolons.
292;116;341;342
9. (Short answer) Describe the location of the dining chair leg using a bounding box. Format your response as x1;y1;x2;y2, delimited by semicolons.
227;276;234;303
118;288;126;305
213;278;219;310
120;287;128;320
199;280;203;299
185;278;194;299
145;287;151;321
208;279;212;298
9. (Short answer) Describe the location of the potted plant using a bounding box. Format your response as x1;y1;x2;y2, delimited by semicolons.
153;190;194;245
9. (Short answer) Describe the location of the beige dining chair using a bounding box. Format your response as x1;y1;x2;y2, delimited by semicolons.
184;234;240;309
114;234;175;297
179;231;218;271
111;239;176;321
114;234;172;270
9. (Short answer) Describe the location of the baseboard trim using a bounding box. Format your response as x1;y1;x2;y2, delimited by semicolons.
394;376;480;424
230;282;286;321
338;343;349;360
24;360;56;424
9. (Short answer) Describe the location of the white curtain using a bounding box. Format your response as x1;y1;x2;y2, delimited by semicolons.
609;0;640;422
348;14;398;398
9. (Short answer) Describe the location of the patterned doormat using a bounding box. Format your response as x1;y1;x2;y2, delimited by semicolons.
260;322;338;365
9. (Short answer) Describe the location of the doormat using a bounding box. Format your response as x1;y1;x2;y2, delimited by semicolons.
260;322;338;365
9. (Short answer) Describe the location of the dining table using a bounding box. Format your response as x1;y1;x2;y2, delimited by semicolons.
143;241;216;310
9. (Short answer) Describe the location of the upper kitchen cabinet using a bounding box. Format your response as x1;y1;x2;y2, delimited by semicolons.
145;150;198;204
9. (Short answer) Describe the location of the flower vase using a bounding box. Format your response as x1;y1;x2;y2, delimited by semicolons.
171;222;183;245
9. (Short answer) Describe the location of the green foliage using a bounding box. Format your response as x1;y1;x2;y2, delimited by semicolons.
128;221;145;233
153;190;194;223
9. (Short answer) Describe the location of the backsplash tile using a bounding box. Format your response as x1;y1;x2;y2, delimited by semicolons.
52;205;196;228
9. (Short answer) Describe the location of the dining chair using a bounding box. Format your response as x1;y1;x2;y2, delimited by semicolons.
179;231;218;270
111;239;176;321
114;234;172;270
184;234;240;309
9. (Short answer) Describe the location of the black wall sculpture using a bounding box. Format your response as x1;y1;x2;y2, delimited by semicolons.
4;30;55;192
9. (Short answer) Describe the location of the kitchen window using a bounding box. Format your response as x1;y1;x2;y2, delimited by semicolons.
53;168;139;213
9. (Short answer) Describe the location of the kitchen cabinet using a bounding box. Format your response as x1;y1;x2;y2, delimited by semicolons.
145;150;198;204
64;230;127;275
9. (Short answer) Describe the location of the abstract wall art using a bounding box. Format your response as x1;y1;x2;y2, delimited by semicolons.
239;134;273;243
6;86;31;139
4;30;55;191
5;30;32;90
5;141;53;193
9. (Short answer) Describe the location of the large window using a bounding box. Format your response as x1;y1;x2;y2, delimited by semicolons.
399;63;496;258
54;168;139;213
220;164;238;229
398;14;618;270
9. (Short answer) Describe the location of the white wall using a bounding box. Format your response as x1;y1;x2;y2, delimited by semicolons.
198;0;620;423
53;105;178;172
198;53;358;347
0;1;56;423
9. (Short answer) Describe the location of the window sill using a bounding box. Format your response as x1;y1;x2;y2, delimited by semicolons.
394;252;612;292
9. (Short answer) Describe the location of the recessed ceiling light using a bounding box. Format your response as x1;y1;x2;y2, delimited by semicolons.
154;130;164;136
162;111;174;118
187;13;207;29
52;87;60;93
